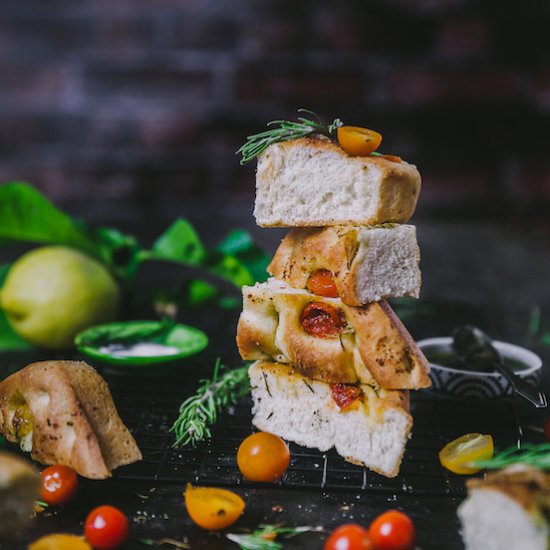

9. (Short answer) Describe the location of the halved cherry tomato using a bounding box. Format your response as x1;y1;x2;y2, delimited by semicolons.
84;505;129;550
237;432;290;482
439;433;494;475
381;154;402;163
306;269;339;298
368;510;415;550
337;126;382;157
184;484;245;530
331;384;363;410
324;523;373;550
300;302;346;338
29;534;91;550
40;465;78;507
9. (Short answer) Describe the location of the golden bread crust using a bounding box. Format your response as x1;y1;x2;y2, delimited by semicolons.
237;281;430;389
0;361;141;479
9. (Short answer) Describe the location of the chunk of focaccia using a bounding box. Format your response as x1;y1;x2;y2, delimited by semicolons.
237;279;430;389
249;361;412;477
0;452;40;540
0;360;141;479
458;466;550;550
254;136;421;227
268;224;421;305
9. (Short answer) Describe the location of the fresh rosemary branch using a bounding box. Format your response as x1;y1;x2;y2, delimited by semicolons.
472;443;550;470
170;359;250;447
227;525;312;550
236;109;343;165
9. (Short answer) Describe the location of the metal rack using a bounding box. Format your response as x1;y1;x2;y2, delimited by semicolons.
111;372;522;497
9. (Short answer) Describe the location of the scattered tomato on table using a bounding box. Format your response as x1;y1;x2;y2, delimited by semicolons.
40;465;78;506
84;505;129;550
184;483;245;530
324;523;373;549
368;510;415;550
28;534;92;550
439;433;494;474
237;431;290;482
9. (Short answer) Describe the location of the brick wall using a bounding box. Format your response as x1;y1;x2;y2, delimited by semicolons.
0;0;549;223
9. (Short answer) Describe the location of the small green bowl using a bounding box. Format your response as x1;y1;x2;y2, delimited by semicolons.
75;320;208;370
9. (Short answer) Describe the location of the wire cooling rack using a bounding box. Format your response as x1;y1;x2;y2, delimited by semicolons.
110;371;523;498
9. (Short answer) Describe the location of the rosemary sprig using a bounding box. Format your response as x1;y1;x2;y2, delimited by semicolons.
236;109;343;165
472;443;550;470
170;359;249;447
227;524;312;550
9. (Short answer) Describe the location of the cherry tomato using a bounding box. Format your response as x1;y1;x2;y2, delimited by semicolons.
307;269;339;298
368;510;415;550
337;126;382;157
331;384;363;410
381;154;402;163
324;523;373;550
84;506;129;550
40;465;78;506
439;433;494;475
300;302;346;338
29;534;91;550
184;483;245;530
544;418;550;442
237;432;290;482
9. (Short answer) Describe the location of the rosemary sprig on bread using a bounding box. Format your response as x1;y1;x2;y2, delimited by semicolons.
237;109;343;165
171;359;249;447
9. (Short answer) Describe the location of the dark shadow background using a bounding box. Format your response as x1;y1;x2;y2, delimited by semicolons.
0;0;549;307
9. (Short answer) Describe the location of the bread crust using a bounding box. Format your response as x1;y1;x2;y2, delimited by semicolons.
237;280;431;389
268;225;421;305
0;361;141;479
254;137;421;227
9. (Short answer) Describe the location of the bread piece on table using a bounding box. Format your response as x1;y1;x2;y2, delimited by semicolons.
249;361;411;478
0;452;40;540
458;466;550;550
0;360;141;479
237;278;430;389
254;136;421;227
268;224;421;305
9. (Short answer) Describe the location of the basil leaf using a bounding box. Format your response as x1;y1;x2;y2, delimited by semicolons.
0;182;97;255
148;219;206;264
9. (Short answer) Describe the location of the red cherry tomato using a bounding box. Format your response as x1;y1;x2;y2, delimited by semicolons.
307;269;339;298
84;505;129;550
544;418;550;442
368;510;415;550
331;384;363;410
300;302;346;338
40;465;78;506
324;523;373;550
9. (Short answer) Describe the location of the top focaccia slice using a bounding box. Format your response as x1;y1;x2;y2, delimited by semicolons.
0;360;141;479
236;278;430;390
254;136;421;227
268;224;421;305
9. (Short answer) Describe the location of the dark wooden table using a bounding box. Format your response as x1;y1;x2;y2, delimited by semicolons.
1;219;549;550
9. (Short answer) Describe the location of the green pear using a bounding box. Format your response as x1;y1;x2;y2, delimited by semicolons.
0;246;119;349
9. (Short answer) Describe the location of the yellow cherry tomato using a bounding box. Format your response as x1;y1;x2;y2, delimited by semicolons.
337;125;382;156
237;432;290;482
439;433;494;475
184;483;245;530
29;534;92;550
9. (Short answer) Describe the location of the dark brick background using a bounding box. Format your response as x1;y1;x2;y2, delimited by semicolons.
1;0;549;224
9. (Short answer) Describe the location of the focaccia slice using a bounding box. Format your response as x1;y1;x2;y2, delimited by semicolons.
0;360;141;479
249;361;412;478
237;278;430;390
268;224;421;305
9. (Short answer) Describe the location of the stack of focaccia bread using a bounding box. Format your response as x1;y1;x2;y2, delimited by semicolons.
237;135;431;478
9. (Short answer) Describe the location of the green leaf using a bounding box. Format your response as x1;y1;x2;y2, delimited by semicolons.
148;219;206;265
0;182;98;256
186;278;219;306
